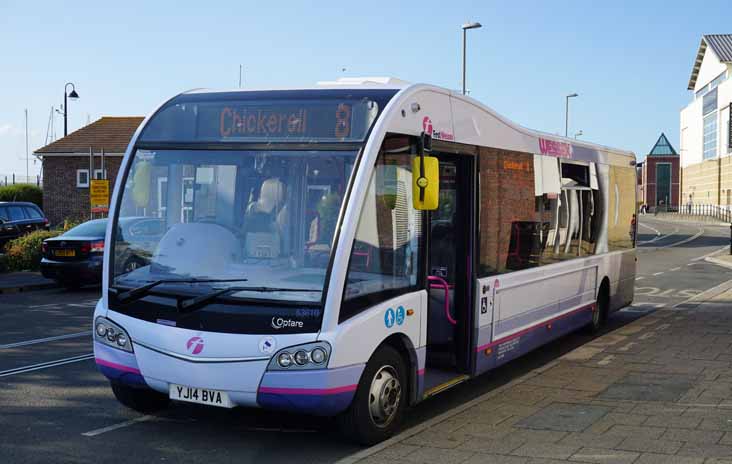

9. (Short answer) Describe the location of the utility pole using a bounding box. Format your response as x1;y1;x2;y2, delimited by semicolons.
25;109;29;181
239;65;243;88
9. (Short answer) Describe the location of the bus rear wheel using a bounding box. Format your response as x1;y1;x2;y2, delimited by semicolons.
338;345;407;445
111;382;169;413
586;283;609;334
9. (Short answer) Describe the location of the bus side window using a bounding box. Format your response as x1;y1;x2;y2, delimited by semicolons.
477;148;545;276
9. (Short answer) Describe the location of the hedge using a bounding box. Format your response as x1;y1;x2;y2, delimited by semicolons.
0;184;43;208
3;230;60;272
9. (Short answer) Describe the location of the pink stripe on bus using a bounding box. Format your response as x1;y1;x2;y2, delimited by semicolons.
259;384;358;396
95;358;141;375
476;303;595;352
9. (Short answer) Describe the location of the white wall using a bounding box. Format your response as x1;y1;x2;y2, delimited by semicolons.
695;48;728;93
681;56;732;168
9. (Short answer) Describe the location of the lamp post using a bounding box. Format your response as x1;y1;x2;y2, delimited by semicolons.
63;82;80;137
565;93;578;137
574;130;583;139
462;22;482;95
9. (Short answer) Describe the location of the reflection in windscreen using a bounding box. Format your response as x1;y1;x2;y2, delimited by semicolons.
113;149;356;302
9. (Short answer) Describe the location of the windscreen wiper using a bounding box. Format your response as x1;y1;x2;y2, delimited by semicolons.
112;278;249;305
178;286;321;313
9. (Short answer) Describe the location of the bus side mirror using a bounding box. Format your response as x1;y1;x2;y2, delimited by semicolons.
132;161;152;208
412;155;439;210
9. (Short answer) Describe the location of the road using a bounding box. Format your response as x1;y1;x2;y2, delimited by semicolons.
1;216;730;463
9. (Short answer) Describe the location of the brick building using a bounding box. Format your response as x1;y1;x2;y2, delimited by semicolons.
34;117;143;225
641;133;680;208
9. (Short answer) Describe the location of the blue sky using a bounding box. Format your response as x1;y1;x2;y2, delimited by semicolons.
1;0;731;178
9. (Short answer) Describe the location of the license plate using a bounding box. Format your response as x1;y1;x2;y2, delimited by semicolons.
169;384;232;408
53;249;75;257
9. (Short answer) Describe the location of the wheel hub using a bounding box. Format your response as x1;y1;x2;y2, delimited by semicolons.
368;365;401;428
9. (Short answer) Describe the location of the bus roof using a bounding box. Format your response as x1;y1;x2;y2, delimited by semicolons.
146;78;634;159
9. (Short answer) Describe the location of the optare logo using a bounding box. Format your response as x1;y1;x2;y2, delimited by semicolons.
271;317;304;330
422;116;432;135
186;336;204;355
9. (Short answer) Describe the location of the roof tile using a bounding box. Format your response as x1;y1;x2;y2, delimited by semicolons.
35;117;143;155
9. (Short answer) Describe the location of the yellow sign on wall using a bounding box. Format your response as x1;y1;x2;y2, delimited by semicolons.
90;179;110;212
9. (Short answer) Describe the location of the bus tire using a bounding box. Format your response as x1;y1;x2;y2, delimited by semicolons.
111;382;169;413
337;345;407;445
586;282;609;334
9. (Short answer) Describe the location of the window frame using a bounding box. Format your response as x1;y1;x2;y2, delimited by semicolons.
338;146;426;323
76;169;90;188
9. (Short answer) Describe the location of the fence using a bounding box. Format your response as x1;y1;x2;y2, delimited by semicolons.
654;203;732;223
1;174;42;187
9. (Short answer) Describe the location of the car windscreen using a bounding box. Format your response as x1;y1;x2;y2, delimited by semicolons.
65;220;107;237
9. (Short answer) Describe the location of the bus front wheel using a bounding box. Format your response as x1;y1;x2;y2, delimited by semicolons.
338;345;407;445
111;382;169;413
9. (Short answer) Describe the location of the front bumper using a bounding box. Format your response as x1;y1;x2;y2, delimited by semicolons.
94;338;364;416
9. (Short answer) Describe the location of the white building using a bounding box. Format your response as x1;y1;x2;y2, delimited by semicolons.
679;34;732;205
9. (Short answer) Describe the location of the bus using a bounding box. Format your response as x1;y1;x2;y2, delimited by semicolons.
93;77;636;444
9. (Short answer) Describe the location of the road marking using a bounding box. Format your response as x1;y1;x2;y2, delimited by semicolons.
691;245;731;261
637;223;662;244
653;272;664;276
654;227;704;249
82;415;155;437
639;332;656;340
0;353;94;378
635;277;645;281
670;267;681;271
0;331;91;350
672;278;732;309
638;226;679;246
687;263;696;266
657;323;671;330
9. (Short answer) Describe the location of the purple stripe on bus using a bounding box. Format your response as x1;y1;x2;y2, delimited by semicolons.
475;304;593;375
478;303;594;352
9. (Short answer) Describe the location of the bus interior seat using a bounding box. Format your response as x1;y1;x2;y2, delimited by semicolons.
153;222;242;275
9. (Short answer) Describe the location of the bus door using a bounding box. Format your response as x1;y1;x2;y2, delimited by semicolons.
423;154;475;396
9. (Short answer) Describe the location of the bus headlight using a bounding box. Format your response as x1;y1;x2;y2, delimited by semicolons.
94;317;134;353
267;342;331;371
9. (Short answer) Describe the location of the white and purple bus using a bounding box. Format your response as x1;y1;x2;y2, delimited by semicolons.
93;77;636;444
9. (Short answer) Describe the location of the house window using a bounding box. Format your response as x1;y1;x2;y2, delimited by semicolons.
703;112;718;160
93;169;107;180
76;169;90;188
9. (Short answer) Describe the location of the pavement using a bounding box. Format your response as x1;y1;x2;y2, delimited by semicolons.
2;216;732;463
0;271;57;294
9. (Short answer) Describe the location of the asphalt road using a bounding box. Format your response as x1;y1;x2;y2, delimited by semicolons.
1;216;730;463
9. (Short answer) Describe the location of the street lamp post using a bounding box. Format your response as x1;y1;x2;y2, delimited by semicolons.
462;22;482;95
565;93;578;137
63;82;80;137
574;130;583;139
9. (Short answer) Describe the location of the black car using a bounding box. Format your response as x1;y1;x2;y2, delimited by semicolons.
41;217;164;288
0;201;49;250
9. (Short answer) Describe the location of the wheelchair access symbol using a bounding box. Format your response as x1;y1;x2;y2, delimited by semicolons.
384;308;395;328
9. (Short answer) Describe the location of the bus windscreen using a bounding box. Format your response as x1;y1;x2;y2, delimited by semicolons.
140;98;380;143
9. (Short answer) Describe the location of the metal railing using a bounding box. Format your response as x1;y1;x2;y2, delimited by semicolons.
1;174;42;187
650;204;732;223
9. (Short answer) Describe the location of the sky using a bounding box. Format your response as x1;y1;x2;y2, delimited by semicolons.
1;0;731;179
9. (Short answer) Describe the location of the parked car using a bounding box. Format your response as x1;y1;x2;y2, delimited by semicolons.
0;201;49;250
41;217;165;287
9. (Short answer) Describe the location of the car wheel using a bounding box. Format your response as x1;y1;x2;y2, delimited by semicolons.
111;382;169;413
337;345;407;445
